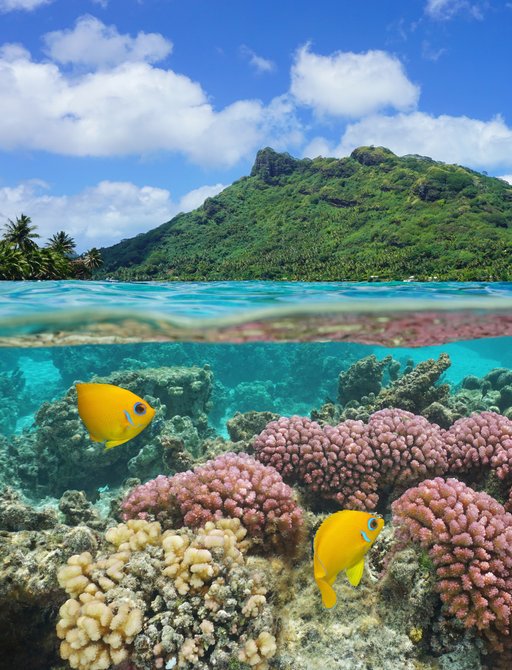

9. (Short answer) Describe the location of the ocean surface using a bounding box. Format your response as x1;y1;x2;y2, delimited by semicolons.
1;280;512;670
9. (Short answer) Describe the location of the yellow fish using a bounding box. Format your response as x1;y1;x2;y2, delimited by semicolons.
314;510;384;608
76;383;155;450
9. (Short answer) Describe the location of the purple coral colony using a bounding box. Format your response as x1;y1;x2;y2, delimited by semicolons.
2;350;512;670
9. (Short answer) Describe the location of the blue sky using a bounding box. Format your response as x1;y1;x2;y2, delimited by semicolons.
0;0;511;251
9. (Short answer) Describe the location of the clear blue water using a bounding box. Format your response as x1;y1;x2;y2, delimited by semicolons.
1;280;512;320
1;280;511;440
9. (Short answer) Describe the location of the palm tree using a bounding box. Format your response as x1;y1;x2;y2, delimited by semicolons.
81;247;103;270
47;231;76;257
2;214;40;252
0;241;29;279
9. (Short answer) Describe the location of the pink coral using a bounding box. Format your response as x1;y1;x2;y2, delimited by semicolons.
253;410;450;510
392;477;512;654
443;411;512;479
367;409;448;487
121;474;174;521
122;453;303;548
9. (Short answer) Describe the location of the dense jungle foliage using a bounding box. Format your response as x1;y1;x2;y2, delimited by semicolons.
98;146;512;281
0;215;103;280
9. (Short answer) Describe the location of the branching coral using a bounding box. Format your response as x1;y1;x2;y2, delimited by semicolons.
121;453;303;550
392;477;512;658
56;518;277;670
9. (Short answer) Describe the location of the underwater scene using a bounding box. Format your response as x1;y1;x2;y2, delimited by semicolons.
2;282;512;670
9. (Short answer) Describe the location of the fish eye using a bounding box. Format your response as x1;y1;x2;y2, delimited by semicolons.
368;517;379;531
133;402;147;415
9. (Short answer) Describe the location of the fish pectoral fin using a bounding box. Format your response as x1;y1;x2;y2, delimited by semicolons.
346;558;365;587
104;437;130;450
315;577;337;609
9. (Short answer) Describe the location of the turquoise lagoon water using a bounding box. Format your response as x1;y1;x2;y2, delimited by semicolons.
1;280;512;436
1;281;512;439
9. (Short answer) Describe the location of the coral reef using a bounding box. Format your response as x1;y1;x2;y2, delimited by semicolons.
253;410;444;510
453;368;512;420
315;353;452;425
0;367;25;435
121;453;303;550
58;490;106;531
56;518;277;670
1;366;214;497
253;410;512;511
0;523;99;670
0;486;59;531
3;342;512;670
444;411;512;480
226;410;280;443
392;477;512;663
275;535;438;670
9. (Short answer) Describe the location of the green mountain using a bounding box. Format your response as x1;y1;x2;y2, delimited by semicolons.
99;146;512;281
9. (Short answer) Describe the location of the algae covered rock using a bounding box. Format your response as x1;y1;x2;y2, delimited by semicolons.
318;353;453;426
0;486;59;531
227;410;281;443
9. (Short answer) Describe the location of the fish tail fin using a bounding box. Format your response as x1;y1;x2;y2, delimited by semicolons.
315;578;337;609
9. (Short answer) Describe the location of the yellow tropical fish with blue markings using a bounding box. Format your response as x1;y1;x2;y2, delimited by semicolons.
314;510;384;608
76;383;155;450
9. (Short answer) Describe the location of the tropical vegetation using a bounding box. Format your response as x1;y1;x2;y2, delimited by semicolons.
0;214;103;280
98;146;512;281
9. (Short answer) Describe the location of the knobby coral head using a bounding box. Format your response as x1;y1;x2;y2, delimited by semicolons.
121;452;303;550
252;410;512;512
392;477;512;657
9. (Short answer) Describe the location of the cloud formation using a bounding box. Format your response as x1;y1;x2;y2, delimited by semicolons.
240;45;276;73
290;45;419;118
305;112;512;170
0;180;227;252
0;0;52;11
0;25;301;166
44;15;173;68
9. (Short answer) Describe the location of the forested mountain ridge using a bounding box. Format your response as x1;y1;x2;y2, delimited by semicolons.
98;146;512;281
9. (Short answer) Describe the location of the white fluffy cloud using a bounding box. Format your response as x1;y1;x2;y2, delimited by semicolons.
290;45;419;118
425;0;485;19
178;184;226;211
0;0;51;11
499;175;512;185
44;15;172;68
0;29;300;165
0;180;227;252
308;112;512;170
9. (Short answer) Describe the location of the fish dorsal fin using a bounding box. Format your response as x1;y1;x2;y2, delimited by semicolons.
346;558;365;587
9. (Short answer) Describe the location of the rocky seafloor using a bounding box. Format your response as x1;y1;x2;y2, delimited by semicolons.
1;352;512;670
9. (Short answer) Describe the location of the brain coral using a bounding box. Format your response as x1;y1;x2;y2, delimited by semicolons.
121;452;303;550
57;518;277;670
392;477;512;658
